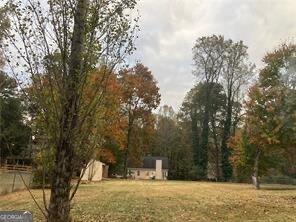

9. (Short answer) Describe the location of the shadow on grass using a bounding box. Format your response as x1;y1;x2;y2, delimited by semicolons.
260;184;296;191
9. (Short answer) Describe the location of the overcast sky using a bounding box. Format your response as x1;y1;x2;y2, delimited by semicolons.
132;0;296;110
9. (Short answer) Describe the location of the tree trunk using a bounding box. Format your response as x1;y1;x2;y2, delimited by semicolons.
48;149;73;222
197;84;215;180
47;1;88;221
191;113;199;168
198;102;210;179
211;116;220;181
253;149;261;190
123;116;133;179
221;96;233;181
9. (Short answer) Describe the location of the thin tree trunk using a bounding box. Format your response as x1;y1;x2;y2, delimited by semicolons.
221;96;233;181
47;0;88;221
191;113;199;168
210;115;220;181
197;84;214;180
199;102;210;179
253;149;261;190
123;117;133;179
48;149;73;221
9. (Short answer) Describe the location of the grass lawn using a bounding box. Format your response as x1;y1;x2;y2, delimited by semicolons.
0;171;32;195
0;180;296;221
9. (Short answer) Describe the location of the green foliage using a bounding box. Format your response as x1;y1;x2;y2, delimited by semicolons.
180;82;227;179
148;105;195;180
191;35;253;180
0;73;30;162
31;147;55;188
229;129;256;182
230;43;296;183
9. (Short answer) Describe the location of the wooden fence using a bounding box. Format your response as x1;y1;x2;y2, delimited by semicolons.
0;164;32;172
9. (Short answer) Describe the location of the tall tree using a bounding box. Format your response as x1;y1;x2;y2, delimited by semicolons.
180;82;226;179
119;63;160;178
192;35;253;180
220;40;254;181
192;35;227;178
3;0;139;221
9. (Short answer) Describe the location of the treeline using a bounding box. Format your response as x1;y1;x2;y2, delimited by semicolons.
147;37;296;188
146;35;254;181
2;32;295;189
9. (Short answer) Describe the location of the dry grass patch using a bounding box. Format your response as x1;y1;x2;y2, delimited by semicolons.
0;180;295;221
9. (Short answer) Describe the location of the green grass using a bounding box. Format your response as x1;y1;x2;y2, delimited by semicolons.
0;180;296;221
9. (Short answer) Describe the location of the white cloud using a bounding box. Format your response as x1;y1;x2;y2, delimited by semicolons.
132;0;296;110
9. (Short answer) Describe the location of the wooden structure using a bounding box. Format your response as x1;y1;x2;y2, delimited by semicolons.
81;159;109;182
0;156;32;173
0;164;32;172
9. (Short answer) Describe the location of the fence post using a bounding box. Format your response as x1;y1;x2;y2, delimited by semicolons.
11;171;16;192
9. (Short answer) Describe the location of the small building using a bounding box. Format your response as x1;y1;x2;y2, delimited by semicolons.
128;156;169;180
81;159;108;182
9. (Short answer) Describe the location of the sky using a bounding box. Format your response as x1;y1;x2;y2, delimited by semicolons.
132;0;296;110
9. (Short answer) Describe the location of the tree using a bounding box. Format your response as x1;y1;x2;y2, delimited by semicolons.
150;105;195;180
3;0;139;221
231;43;296;189
0;5;10;67
0;7;30;165
228;129;257;182
192;35;228;178
220;40;254;181
150;105;178;157
96;71;127;165
191;35;253;180
180;82;226;179
0;73;30;165
119;63;160;178
127;115;156;168
245;85;284;189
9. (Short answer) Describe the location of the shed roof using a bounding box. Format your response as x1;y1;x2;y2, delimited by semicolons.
143;156;169;169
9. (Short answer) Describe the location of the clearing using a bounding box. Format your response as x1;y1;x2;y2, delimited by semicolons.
0;180;296;221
